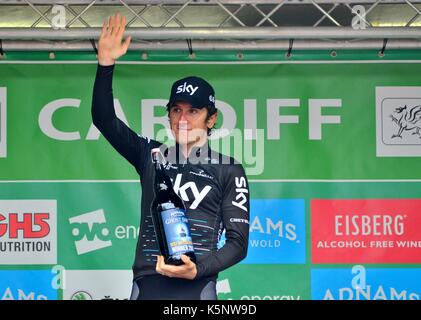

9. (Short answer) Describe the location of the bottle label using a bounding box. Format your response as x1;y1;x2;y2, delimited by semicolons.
161;208;194;256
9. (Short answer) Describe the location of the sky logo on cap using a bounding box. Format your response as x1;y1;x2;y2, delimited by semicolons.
176;82;199;96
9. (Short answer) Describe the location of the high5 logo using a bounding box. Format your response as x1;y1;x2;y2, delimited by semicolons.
0;200;57;265
0;213;50;238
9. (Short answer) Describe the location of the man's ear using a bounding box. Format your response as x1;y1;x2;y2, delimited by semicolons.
207;112;218;128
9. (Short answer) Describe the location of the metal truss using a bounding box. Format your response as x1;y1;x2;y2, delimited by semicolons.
1;0;421;52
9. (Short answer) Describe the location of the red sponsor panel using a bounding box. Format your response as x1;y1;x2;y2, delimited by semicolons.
311;199;421;263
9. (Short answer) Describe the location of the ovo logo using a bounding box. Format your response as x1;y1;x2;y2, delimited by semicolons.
69;209;112;255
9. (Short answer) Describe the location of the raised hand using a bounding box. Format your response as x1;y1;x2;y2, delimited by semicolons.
98;12;132;66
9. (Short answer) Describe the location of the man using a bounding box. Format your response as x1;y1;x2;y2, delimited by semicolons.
92;13;249;300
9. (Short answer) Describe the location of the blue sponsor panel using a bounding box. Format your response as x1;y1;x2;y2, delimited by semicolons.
312;268;421;300
0;270;58;300
242;199;305;264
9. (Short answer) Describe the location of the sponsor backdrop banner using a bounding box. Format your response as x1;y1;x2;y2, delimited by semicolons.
0;61;420;300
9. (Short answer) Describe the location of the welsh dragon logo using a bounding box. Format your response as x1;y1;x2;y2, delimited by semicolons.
390;105;421;139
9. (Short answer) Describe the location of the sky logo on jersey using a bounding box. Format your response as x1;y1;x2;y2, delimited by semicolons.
0;200;57;264
173;174;212;209
0;270;58;300
69;209;112;255
312;199;421;263
312;267;421;300
0;87;6;158
242;199;305;264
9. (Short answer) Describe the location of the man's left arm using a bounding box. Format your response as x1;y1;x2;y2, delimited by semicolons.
195;163;250;279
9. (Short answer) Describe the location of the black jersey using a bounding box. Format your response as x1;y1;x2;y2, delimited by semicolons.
92;65;249;281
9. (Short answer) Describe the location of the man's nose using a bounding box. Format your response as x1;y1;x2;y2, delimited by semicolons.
178;111;189;122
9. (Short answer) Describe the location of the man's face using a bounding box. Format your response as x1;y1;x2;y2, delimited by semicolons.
169;101;217;146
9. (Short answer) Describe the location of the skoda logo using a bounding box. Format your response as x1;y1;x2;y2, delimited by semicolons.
71;291;93;300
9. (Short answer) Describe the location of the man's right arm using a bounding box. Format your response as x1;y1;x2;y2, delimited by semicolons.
92;13;155;174
92;64;144;171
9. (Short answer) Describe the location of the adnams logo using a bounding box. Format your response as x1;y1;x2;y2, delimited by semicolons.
312;267;421;300
243;199;305;264
0;270;58;300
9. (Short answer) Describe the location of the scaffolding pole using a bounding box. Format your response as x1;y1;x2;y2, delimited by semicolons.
1;27;421;40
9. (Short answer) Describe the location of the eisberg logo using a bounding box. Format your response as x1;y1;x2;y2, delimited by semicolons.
69;209;112;255
0;87;6;158
376;87;421;157
0;200;57;264
176;82;198;96
242;199;305;264
312;199;421;264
